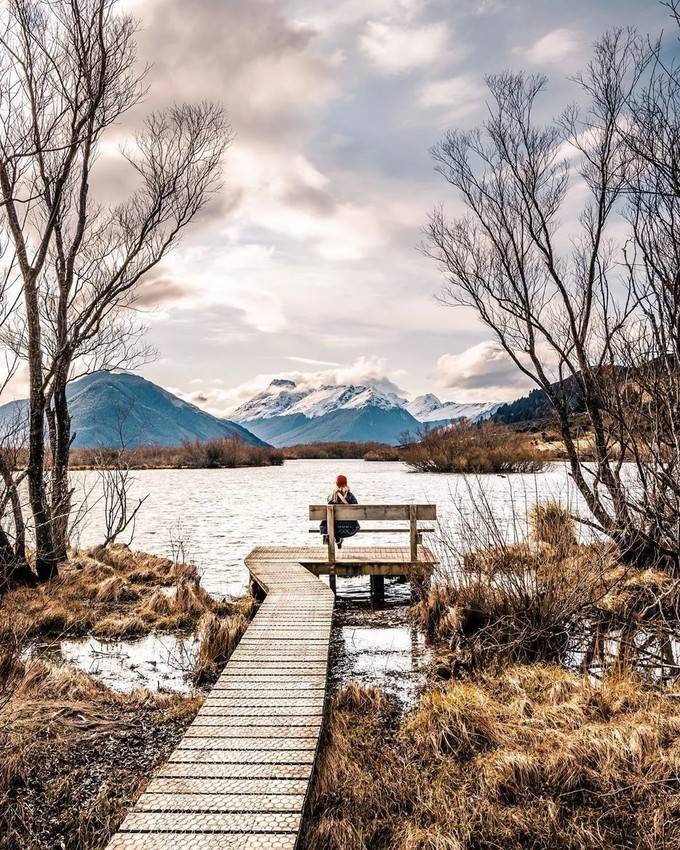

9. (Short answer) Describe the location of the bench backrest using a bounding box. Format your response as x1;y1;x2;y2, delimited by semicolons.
309;503;437;563
308;504;436;521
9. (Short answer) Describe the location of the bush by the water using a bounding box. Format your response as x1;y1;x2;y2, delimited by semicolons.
401;421;545;474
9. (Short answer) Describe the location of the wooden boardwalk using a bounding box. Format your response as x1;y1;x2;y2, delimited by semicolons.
107;553;334;850
107;531;436;850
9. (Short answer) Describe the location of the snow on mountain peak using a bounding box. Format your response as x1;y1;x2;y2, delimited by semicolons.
406;393;443;419
232;381;405;422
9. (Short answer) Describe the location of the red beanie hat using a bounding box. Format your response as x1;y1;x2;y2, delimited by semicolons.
336;474;348;488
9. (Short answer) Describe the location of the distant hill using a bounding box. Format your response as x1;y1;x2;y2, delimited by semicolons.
0;371;267;449
492;378;584;425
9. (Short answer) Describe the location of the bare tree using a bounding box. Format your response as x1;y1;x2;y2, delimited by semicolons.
0;0;231;580
93;404;147;547
426;24;680;571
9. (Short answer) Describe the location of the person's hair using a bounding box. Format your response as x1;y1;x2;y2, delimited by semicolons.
336;474;348;488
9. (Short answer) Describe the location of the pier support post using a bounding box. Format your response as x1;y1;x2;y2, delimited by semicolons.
329;573;337;594
370;574;384;602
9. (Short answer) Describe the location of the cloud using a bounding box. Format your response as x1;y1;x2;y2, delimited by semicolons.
183;355;408;418
521;28;582;66
419;74;486;121
360;19;452;74
432;341;534;401
134;275;189;308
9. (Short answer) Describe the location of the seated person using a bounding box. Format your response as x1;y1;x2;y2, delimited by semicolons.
319;474;360;548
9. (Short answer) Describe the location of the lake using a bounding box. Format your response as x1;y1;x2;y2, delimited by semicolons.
63;459;584;702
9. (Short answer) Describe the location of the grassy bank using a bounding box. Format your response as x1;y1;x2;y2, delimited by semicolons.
0;544;256;641
70;437;284;470
303;668;680;850
282;441;400;461
0;643;202;850
0;543;257;848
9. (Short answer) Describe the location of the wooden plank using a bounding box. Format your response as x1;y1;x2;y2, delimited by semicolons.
108;835;298;850
308;503;436;521
326;503;335;564
134;792;306;813
409;505;418;562
145;777;309;795
118;811;301;833
309;526;435;533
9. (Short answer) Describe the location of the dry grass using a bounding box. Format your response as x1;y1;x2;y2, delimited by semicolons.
0;543;255;641
302;669;680;850
417;502;680;671
0;642;201;850
529;499;578;556
193;611;250;684
415;538;617;668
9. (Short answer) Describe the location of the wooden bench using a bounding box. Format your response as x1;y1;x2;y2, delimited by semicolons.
308;503;437;596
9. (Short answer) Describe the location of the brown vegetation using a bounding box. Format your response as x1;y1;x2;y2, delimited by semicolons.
302;669;680;850
0;544;257;641
0;541;258;848
0;639;202;850
283;442;400;461
415;501;680;673
71;437;284;470
401;421;546;474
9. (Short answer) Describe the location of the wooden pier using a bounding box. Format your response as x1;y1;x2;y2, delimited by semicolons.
107;505;436;850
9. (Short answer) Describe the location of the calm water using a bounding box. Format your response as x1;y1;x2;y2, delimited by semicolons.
62;460;583;701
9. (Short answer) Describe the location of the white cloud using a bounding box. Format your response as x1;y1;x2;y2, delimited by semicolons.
419;74;486;121
360;19;452;74
522;27;581;66
432;341;533;402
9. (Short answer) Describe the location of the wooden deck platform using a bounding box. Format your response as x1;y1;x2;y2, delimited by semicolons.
106;544;434;850
247;545;437;576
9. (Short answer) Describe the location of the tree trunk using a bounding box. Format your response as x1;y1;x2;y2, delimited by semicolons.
50;363;72;563
24;272;56;581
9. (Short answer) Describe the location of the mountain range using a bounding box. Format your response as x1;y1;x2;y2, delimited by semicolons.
0;371;266;449
0;371;505;449
231;380;500;447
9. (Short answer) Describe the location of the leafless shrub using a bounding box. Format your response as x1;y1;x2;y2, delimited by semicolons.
401;422;545;474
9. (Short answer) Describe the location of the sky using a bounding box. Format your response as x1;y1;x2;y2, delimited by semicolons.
105;0;671;416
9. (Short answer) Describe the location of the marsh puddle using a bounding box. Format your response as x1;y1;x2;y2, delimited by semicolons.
569;624;680;684
328;576;431;709
32;632;201;694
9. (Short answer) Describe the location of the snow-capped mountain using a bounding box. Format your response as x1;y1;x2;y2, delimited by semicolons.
234;381;406;422
0;371;267;449
230;380;500;447
407;394;501;425
231;380;418;447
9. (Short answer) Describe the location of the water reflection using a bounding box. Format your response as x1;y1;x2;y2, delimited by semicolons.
50;633;200;693
329;576;431;708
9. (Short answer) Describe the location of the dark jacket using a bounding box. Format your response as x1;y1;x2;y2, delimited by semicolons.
319;490;360;539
